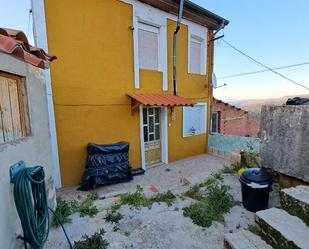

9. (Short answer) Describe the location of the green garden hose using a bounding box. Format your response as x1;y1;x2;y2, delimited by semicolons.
12;164;73;249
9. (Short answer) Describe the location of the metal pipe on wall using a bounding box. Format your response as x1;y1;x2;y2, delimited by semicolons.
173;0;185;96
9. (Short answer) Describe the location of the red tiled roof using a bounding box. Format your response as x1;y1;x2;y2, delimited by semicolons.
0;27;56;69
127;93;195;107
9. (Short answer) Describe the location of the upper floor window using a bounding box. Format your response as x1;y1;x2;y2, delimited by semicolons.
188;34;207;75
0;72;30;143
138;23;159;71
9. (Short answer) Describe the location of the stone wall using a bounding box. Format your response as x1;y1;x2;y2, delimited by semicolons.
0;52;55;249
260;105;309;183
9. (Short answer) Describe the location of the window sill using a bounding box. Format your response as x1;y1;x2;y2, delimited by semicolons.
183;132;206;138
187;72;207;76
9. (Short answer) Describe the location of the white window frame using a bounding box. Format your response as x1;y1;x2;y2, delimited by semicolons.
182;102;207;138
211;111;220;133
138;22;160;71
132;4;168;90
188;26;207;75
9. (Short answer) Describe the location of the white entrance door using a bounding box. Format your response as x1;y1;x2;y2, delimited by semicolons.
143;107;161;166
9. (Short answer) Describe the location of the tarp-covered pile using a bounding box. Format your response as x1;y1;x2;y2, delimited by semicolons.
79;142;132;190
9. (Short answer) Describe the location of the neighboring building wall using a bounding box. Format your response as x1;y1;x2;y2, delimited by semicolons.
212;99;260;137
208;133;260;161
260;105;309;183
44;0;213;186
0;52;55;249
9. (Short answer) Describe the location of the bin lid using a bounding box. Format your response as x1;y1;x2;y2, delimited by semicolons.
240;168;272;184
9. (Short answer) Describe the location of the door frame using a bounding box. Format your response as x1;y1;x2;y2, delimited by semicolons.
139;105;168;170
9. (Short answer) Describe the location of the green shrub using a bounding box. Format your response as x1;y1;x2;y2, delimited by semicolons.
183;184;204;201
120;186;176;207
79;197;99;217
52;197;73;227
149;190;176;206
183;183;236;227
120;185;149;207
73;229;108;249
105;211;123;223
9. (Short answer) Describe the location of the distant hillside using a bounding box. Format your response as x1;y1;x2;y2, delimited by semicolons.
225;94;309;113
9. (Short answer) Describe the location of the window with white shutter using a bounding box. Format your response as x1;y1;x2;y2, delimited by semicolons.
138;23;159;71
0;72;30;143
183;103;207;137
188;34;207;75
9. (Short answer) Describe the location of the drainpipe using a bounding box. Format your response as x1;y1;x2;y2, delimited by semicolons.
173;0;185;96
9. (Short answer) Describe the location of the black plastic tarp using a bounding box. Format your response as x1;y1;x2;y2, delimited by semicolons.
79;142;133;190
286;97;309;105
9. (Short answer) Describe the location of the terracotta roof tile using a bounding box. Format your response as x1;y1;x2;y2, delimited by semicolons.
127;93;195;107
0;27;56;69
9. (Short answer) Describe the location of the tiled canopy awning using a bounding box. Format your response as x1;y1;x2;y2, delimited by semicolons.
127;93;195;111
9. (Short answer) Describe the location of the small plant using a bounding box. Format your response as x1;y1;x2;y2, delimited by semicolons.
52;197;73;227
113;226;120;232
120;186;176;208
221;162;243;174
88;191;99;201
183;182;236;228
120;185;149;207
149;190;176;206
73;229;109;249
79;197;99;217
183;184;204;201
200;172;223;187
105;211;123;223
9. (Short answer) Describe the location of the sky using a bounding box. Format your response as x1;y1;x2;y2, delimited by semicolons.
1;0;309;100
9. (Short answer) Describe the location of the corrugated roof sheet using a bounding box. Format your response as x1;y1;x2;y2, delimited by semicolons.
0;27;56;69
127;93;195;107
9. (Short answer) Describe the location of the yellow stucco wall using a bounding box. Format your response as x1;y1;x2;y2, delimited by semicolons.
45;0;211;186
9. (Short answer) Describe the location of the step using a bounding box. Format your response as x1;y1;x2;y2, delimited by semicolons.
280;186;309;226
224;230;273;249
256;208;309;249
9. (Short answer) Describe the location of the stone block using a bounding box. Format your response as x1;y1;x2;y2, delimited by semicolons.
280;186;309;226
224;230;273;249
256;208;309;249
260;105;309;183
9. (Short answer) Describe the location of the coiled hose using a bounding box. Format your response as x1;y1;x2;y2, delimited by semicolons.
12;165;73;249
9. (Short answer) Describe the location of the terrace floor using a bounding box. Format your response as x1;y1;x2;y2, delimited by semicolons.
46;154;260;249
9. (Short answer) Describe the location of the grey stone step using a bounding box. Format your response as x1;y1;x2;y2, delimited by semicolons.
256;208;309;249
280;186;309;226
224;230;273;249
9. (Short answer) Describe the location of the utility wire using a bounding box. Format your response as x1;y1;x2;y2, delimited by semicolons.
219;62;309;79
222;39;309;91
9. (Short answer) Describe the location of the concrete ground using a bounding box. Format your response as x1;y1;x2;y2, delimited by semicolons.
58;154;230;200
46;154;259;249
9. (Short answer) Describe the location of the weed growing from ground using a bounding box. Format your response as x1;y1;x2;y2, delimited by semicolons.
52;195;99;227
52;197;73;227
183;182;236;228
120;185;149;207
79;197;99;217
105;210;123;223
120;185;176;208
221;162;243;174
73;229;108;249
149;190;176;206
183;184;204;201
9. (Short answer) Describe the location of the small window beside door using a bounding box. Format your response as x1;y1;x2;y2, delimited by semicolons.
138;23;159;71
211;111;220;133
0;72;30;143
183;103;207;137
188;35;207;75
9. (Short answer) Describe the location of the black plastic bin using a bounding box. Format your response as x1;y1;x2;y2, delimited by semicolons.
239;168;273;212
